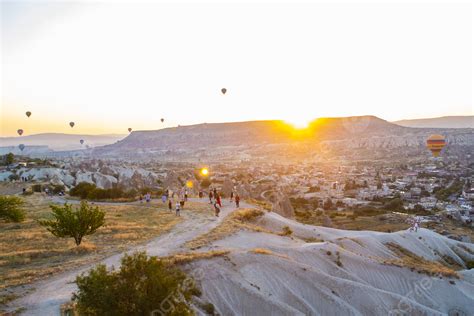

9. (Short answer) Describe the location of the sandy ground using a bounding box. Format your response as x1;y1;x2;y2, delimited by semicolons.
6;197;247;315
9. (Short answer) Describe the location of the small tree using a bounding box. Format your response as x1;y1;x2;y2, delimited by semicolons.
0;196;25;222
5;153;14;166
39;201;105;246
73;252;198;316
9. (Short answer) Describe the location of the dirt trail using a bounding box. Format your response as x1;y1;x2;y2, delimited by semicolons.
7;197;251;315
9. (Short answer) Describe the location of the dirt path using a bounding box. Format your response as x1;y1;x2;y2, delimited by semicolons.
7;197;251;315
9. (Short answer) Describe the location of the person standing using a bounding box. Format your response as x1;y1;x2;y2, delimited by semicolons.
216;193;222;208
235;194;240;208
175;201;181;216
184;190;188;202
168;199;173;212
230;190;234;202
209;191;213;204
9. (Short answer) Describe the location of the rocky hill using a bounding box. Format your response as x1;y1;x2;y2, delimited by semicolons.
393;116;474;129
91;116;474;158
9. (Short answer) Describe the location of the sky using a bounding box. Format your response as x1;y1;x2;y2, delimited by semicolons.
1;0;472;136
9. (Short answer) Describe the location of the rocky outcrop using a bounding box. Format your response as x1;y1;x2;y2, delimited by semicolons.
271;193;295;219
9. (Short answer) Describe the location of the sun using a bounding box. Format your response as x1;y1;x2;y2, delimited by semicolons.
200;168;209;176
285;117;311;129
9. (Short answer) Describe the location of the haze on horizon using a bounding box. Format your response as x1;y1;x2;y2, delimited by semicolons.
1;0;472;137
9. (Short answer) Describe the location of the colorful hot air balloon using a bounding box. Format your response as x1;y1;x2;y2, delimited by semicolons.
221;88;227;95
19;144;25;151
128;128;132;133
69;122;75;128
25;111;32;118
80;139;84;145
161;118;164;123
426;134;446;157
17;129;24;136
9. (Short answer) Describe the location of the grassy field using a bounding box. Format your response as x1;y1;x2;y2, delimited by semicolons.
295;209;411;232
0;194;209;292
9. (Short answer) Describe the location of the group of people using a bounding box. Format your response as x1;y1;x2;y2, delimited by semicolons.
139;186;241;217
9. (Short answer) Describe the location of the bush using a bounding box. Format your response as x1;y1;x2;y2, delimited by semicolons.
8;173;19;181
70;182;137;201
70;182;97;199
39;201;105;246
0;196;25;222
31;184;42;193
74;252;197;316
385;198;404;211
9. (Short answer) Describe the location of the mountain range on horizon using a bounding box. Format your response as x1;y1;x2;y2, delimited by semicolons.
1;115;473;153
392;115;474;128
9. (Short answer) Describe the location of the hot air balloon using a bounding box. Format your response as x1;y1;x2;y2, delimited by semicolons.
128;128;132;133
19;144;25;151
69;122;75;128
161;118;164;123
221;88;227;95
25;111;32;118
80;139;84;145
17;129;24;136
426;134;446;157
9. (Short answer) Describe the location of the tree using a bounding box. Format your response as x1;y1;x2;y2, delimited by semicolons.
5;153;14;166
0;196;25;222
73;252;198;316
39;201;105;246
385;198;404;211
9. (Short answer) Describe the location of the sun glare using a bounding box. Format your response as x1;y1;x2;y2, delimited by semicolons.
285;118;311;130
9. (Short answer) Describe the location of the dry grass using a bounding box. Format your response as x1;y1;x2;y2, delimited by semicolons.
295;209;410;233
246;198;272;211
185;208;267;250
382;242;459;279
250;248;290;260
163;250;230;265
0;194;196;289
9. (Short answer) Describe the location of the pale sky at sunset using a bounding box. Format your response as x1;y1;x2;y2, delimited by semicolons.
1;0;472;136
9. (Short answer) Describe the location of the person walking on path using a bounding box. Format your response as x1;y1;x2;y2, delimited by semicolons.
168;199;173;212
175;201;181;216
214;202;221;217
216;193;222;208
209;191;213;204
235;194;240;208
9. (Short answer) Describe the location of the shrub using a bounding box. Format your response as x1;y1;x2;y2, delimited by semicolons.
74;252;197;316
70;182;97;199
0;196;25;222
31;184;42;193
8;173;19;181
39;201;105;246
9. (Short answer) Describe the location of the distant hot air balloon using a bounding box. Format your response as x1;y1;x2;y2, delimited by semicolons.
80;139;84;145
69;122;75;128
221;88;227;95
128;128;132;133
426;134;446;157
19;144;25;151
17;129;24;136
161;118;164;123
25;111;32;118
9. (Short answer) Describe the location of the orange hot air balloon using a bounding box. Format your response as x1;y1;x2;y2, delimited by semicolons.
221;88;227;95
17;129;24;136
426;134;446;157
